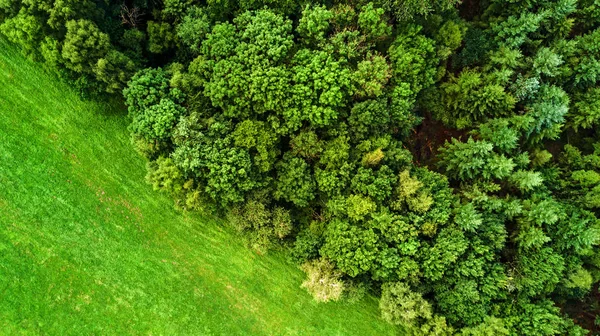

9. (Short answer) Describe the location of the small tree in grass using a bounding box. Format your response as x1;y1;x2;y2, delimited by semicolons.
301;258;345;302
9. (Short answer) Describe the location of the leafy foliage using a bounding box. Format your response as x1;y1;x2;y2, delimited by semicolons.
4;0;600;333
301;259;346;302
380;282;432;326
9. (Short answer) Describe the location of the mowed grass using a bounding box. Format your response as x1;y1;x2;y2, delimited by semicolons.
0;39;396;335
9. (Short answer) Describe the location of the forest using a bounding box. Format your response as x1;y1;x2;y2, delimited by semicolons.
2;0;600;334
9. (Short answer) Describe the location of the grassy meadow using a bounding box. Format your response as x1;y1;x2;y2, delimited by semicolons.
0;38;395;335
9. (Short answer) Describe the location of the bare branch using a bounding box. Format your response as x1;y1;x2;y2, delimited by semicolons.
120;4;143;27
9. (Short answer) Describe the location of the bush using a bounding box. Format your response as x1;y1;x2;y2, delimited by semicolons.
301;259;345;302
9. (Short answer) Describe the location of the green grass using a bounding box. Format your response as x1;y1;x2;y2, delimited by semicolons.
0;39;395;335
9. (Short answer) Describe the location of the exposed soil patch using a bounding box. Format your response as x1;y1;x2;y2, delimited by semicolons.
562;285;600;334
458;0;483;21
406;112;469;168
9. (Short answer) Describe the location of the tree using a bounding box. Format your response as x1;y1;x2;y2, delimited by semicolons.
237;0;298;15
176;6;211;54
146;156;187;197
301;258;345;302
321;219;379;277
434;20;466;60
346;194;377;221
62;19;110;73
228;197;293;250
490;12;545;49
532;47;563;78
523;85;569;142
388;24;438;96
562;266;594;297
438;137;515;181
351;166;396;202
576;0;600;30
124;68;174;115
162;0;194;19
569;28;600;88
147;21;176;54
297;5;332;45
501;299;573;335
475;118;519;152
274;154;316;207
315;136;353;197
348;99;391;140
436;70;516;129
391;169;433;213
379;282;432;326
129;98;186;141
202;140;259;206
460;317;508;336
422;228;469;281
94;50;138;93
201;10;294;119
371;0;460;21
352;54;391;98
233;120;279;172
0;10;43;55
124;68;186;149
513;247;565;297
289;130;323;160
46;0;98;30
569;87;600;131
290;48;352;127
510;170;544;192
454;203;483;232
357;2;391;41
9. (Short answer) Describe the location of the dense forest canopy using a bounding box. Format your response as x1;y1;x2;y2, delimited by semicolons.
3;0;600;334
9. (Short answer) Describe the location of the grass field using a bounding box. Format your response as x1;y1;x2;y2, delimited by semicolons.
0;39;396;335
